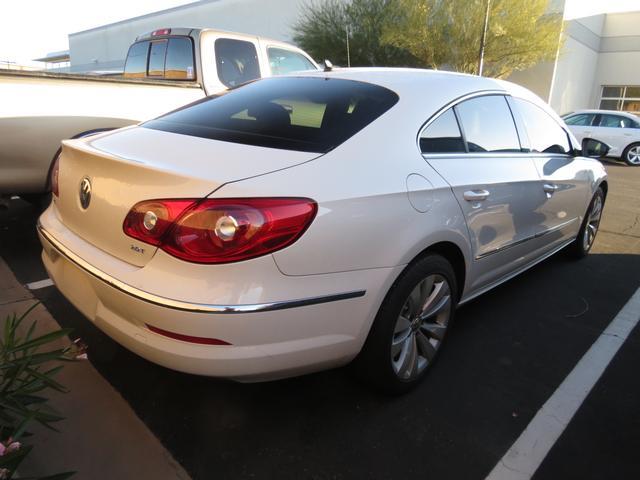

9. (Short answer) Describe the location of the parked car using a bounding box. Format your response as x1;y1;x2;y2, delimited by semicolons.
37;69;608;393
563;109;640;165
0;28;318;203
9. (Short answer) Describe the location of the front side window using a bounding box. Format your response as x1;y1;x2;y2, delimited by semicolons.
215;38;261;88
565;113;595;127
148;41;168;77
513;98;571;154
419;109;465;154
144;77;399;153
598;114;631;128
268;47;316;75
455;96;521;153
123;41;150;79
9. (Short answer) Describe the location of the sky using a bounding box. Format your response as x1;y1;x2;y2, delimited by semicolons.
0;0;639;65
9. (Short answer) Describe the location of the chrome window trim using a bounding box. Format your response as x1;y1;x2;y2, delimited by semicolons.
37;223;366;314
422;151;572;160
416;89;507;154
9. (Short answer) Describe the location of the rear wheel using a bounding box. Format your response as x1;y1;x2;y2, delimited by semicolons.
568;187;604;258
623;143;640;166
353;254;457;394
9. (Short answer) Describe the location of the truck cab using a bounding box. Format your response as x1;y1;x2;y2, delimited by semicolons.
123;28;319;95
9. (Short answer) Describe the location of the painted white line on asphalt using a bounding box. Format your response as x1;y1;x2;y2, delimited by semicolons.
486;286;640;480
26;278;54;290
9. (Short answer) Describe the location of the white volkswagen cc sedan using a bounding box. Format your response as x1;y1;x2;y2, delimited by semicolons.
38;69;608;392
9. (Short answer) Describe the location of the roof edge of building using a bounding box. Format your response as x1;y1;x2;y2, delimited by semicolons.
69;0;221;37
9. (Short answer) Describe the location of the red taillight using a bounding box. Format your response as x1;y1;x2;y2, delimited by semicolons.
51;155;60;197
151;28;171;36
123;198;317;264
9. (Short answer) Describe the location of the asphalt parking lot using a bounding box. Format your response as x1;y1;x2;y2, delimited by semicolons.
1;160;639;480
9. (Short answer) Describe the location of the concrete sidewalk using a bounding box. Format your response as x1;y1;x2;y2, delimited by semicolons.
0;258;191;480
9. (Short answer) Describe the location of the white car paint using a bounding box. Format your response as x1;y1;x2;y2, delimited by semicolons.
563;109;640;165
38;69;607;383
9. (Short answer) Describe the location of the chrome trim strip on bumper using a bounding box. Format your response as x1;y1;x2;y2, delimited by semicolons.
37;223;366;314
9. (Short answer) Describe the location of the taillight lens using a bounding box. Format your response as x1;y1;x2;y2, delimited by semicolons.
123;198;317;264
51;155;60;197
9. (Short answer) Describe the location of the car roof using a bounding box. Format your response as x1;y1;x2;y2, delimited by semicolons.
289;67;560;124
566;109;640;120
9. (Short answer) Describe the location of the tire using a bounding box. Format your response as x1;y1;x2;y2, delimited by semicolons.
567;187;604;259
622;143;640;166
353;254;458;394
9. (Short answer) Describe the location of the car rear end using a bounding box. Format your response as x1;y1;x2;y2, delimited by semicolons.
38;75;401;381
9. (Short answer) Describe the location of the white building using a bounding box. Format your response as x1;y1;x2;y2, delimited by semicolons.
56;0;639;115
511;10;640;115
66;0;307;73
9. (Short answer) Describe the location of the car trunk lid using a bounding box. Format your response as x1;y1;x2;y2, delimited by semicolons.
54;126;319;267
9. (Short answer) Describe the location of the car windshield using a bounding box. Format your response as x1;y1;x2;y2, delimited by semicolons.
143;77;399;153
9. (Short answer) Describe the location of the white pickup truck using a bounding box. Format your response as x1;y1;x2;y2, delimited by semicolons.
0;27;318;203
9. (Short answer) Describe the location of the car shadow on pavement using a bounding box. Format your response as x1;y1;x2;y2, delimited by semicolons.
32;251;640;480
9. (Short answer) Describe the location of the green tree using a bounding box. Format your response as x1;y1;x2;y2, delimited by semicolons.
384;0;563;78
293;0;417;67
293;0;563;78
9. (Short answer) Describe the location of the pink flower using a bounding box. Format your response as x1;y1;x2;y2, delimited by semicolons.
0;442;5;456
5;442;20;454
0;467;9;479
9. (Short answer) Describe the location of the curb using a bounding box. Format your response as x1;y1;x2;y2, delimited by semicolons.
0;258;191;480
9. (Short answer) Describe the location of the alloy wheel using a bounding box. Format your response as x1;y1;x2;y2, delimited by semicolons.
627;146;640;165
391;274;451;380
583;194;603;251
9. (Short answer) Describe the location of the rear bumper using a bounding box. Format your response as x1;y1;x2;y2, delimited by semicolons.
37;209;400;381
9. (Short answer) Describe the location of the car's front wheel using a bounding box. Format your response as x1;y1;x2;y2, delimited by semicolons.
353;254;457;394
622;142;640;166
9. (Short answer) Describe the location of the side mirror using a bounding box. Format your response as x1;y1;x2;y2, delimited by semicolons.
581;138;610;158
323;59;333;72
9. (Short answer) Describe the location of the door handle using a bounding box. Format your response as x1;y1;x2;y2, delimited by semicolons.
543;183;558;197
463;189;490;202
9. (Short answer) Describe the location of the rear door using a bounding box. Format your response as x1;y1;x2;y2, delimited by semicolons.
421;94;545;290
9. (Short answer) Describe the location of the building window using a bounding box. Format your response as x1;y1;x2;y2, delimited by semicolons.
599;86;640;113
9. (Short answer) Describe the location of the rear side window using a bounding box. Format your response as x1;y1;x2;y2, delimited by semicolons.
513;98;571;154
124;41;150;79
419;109;465;154
455;96;521;153
565;113;595;126
268;47;316;75
215;38;261;88
165;38;195;80
143;77;399;153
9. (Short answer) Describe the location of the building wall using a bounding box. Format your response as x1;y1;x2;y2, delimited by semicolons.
548;16;603;114
68;0;307;72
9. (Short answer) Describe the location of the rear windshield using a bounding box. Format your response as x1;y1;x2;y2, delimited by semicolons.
143;77;399;153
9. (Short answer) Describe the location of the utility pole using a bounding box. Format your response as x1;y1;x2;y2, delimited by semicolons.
346;25;351;67
478;0;491;76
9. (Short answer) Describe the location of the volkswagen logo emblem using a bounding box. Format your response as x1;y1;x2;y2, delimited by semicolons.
79;177;92;209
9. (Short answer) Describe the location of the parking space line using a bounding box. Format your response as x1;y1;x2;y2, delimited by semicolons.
486;286;640;480
26;278;54;290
